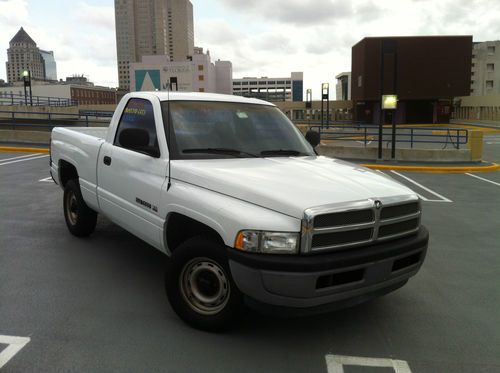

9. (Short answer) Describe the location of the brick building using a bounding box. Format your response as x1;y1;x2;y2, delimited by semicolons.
352;36;472;124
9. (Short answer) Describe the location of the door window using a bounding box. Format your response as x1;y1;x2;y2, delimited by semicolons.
114;98;160;156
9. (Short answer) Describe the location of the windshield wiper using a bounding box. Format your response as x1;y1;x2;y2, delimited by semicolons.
260;149;308;157
182;148;258;158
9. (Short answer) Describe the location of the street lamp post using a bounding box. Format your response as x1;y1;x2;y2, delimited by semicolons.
321;83;329;128
305;89;312;123
22;70;33;106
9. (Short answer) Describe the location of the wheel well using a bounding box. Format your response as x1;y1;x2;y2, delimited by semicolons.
59;160;78;187
166;213;225;252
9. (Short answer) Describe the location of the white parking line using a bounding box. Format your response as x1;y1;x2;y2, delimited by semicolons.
0;154;48;167
0;335;30;369
486;142;500;144
325;354;412;373
0;153;40;162
466;173;500;187
390;170;453;202
39;176;53;183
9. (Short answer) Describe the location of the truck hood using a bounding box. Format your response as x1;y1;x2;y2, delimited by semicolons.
172;156;415;218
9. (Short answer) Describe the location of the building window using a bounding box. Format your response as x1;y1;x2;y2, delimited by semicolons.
358;75;363;87
471;63;475;68
233;82;241;85
486;80;494;89
199;88;205;92
198;65;203;71
471;72;475;76
249;81;257;85
198;75;204;81
487;63;495;72
488;46;495;55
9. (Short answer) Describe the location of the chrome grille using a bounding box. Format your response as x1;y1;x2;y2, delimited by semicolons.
312;228;374;248
314;209;374;228
301;196;421;254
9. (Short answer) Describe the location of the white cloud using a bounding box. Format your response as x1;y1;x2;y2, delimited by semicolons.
217;0;353;25
73;1;115;31
0;0;29;27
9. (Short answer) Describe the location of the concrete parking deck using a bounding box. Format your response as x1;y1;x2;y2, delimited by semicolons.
0;144;499;372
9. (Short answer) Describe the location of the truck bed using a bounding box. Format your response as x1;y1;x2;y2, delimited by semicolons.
60;127;109;139
51;126;108;211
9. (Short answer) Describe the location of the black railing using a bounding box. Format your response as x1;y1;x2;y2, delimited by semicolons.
0;93;78;107
308;125;469;150
0;110;111;130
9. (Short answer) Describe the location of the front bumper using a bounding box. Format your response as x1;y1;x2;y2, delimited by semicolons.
227;226;428;312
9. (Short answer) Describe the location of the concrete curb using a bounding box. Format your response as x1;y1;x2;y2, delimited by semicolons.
361;162;500;173
0;146;49;154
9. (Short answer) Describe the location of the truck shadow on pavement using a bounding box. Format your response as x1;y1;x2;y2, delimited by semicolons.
88;215;396;340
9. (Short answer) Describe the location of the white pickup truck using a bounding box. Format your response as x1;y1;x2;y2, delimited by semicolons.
50;92;428;331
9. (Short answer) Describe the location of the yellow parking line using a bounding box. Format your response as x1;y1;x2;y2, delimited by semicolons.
361;163;500;173
0;146;49;154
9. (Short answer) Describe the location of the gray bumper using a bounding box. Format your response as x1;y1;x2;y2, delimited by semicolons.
228;227;428;310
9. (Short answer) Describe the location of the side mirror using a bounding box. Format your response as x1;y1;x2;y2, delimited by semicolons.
305;130;321;148
119;128;160;158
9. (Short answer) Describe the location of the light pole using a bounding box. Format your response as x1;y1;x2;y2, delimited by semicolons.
321;83;329;128
22;70;33;106
305;89;312;123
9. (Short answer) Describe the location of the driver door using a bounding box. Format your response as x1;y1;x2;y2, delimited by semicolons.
97;98;168;250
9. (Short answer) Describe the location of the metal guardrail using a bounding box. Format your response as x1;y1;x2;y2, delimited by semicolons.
0;93;78;107
0;110;111;129
308;125;469;150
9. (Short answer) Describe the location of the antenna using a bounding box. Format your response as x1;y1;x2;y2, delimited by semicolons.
166;79;172;191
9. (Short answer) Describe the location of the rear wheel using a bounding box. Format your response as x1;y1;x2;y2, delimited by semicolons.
63;179;97;237
165;236;243;331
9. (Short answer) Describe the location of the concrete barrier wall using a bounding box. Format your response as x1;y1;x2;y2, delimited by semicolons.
318;144;475;162
0;130;51;145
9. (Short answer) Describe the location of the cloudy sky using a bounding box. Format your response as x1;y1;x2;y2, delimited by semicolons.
1;0;500;97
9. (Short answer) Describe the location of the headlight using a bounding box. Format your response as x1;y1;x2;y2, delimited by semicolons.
234;230;299;254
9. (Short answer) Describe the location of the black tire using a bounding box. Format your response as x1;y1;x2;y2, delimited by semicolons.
165;236;244;332
63;179;97;237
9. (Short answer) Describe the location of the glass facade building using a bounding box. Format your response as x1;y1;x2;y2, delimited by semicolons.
40;50;57;81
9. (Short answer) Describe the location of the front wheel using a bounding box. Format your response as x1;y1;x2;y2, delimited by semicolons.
63;179;97;237
165;236;243;331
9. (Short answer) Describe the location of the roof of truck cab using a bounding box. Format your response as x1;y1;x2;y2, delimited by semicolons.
130;91;276;106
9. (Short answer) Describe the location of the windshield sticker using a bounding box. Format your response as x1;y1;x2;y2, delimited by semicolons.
236;111;248;119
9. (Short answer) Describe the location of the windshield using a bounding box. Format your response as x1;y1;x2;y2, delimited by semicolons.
161;101;315;159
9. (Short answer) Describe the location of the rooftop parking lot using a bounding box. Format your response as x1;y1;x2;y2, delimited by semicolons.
0;137;499;372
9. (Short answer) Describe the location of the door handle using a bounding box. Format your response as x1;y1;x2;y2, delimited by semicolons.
103;156;112;166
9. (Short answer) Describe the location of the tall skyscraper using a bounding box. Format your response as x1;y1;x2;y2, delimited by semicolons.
6;27;58;83
115;0;194;91
6;27;45;83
